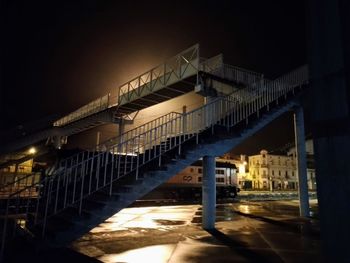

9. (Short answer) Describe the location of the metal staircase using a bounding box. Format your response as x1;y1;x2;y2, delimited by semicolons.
0;56;308;259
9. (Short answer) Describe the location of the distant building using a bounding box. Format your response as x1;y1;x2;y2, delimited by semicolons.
248;150;298;190
246;147;316;191
0;157;41;198
287;139;317;190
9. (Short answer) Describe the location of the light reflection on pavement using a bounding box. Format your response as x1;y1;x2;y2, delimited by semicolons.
73;200;320;263
91;205;200;233
98;244;176;263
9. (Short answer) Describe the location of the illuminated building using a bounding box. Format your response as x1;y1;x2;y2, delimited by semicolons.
248;148;316;190
0;155;41;198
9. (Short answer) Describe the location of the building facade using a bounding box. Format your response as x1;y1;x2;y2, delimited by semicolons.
246;149;316;190
0;158;41;198
248;150;297;190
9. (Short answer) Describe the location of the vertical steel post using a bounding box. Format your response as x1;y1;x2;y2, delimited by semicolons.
293;105;310;217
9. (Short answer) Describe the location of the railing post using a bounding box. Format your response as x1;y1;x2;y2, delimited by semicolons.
42;178;52;238
54;176;60;213
109;147;116;196
79;158;86;215
1;198;10;261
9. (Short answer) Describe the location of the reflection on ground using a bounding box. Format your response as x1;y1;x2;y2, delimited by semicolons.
72;199;320;263
98;244;176;263
90;205;199;233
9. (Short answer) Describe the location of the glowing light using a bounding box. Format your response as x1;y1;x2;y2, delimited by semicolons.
98;244;175;263
238;204;251;214
28;147;36;154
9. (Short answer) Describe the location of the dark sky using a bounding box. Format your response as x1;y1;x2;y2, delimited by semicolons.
1;0;307;153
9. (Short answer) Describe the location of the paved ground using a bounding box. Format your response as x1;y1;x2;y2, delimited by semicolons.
72;199;321;263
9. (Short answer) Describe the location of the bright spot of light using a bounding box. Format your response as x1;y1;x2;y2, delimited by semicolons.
98;244;176;263
238;205;251;214
28;147;36;155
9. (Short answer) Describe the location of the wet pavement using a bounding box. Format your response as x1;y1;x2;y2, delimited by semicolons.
72;199;321;263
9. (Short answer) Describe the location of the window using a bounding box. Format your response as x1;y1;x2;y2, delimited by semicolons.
279;170;281;176
272;170;274;176
190;168;194;173
285;171;288;176
292;171;294;176
198;177;202;182
198;168;202;174
216;177;225;183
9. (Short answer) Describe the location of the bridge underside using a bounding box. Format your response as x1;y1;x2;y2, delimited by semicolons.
116;75;197;116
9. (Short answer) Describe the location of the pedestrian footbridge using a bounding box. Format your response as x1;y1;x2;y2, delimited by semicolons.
0;44;309;259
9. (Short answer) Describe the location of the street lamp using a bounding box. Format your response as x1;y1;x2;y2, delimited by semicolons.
28;147;36;155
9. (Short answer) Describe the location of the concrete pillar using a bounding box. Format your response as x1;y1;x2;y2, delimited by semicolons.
307;0;350;260
202;155;216;230
293;106;310;217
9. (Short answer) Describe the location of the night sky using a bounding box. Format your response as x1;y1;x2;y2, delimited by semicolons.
1;0;307;154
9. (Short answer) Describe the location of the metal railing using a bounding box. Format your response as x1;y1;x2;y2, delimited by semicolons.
51;47;263;129
118;44;200;106
53;111;183;171
1;64;308;259
53;94;110;127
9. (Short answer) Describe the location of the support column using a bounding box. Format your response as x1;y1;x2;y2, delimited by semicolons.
202;155;216;230
118;119;125;144
307;1;350;260
96;131;101;150
293;106;310;217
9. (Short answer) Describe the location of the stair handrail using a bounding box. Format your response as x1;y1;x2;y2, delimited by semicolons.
55;111;183;168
